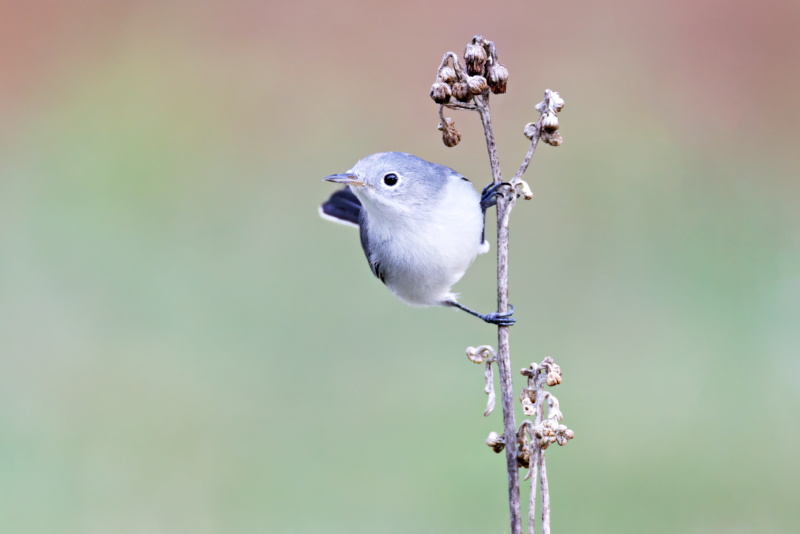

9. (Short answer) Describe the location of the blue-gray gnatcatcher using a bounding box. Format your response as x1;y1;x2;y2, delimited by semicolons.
319;152;515;326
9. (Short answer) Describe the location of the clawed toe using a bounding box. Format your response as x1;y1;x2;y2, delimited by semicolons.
480;182;512;211
480;304;516;326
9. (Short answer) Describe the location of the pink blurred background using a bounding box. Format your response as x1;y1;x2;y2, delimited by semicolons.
1;1;798;533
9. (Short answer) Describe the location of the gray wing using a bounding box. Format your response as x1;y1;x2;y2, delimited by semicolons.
358;210;386;285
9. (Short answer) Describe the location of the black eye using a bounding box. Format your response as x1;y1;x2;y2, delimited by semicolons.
383;173;398;186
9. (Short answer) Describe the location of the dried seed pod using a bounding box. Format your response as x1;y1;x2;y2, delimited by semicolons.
516;179;533;200
442;128;461;147
521;397;536;416
519;387;536;404
467;75;488;95
438;117;461;147
541;130;563;147
550;90;565;111
486;63;509;94
439;66;456;84
452;82;472;102
547;132;563;147
541;112;559;132
546;371;561;387
466;345;495;364
523;122;537;140
517;448;531;468
464;42;488;75
556;426;574;446
486;431;505;453
430;82;451;104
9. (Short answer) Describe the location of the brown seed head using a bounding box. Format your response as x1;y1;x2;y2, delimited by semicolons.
517;448;531;468
546;372;561;387
541;130;563;147
430;82;451;104
486;431;505;453
523;122;538;140
541;112;559;132
464;43;488;75
467;75;488;95
438;117;461;147
439;66;456;84
452;82;472;102
487;63;509;94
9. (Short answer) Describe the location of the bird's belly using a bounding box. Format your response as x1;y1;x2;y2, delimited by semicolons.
378;223;482;307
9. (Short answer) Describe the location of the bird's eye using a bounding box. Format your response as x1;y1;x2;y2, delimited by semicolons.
383;173;398;186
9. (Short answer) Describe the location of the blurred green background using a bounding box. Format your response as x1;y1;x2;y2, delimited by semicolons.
1;1;798;533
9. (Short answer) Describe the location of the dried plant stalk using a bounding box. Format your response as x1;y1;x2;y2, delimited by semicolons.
435;35;570;534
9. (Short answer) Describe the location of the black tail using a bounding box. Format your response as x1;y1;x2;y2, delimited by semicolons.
319;187;362;227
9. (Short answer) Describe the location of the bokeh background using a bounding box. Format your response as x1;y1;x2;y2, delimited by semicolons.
1;1;799;533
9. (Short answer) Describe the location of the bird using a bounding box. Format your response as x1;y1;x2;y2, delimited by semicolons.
319;152;515;326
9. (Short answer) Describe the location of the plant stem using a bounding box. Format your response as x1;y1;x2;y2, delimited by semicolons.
478;97;521;534
539;452;551;534
528;454;539;534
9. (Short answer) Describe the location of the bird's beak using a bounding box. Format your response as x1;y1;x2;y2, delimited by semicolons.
323;173;365;187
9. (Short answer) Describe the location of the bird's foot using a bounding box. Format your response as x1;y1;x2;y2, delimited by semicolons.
480;182;512;212
480;304;516;326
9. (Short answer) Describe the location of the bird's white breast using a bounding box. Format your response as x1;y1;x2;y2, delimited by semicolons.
363;177;488;306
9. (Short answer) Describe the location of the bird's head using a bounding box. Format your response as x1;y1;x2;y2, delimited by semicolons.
323;152;451;217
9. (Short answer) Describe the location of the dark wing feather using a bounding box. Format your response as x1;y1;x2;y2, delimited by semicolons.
319;187;362;226
359;210;386;285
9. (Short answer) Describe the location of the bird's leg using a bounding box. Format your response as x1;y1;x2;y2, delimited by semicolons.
445;301;516;326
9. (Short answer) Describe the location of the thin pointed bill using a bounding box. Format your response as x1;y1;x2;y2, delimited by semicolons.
323;173;365;187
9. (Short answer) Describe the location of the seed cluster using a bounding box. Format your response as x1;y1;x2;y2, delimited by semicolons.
524;89;565;146
430;35;509;147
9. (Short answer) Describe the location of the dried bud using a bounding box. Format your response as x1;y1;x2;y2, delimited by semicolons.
438;117;461;147
541;130;563;147
430;82;451;104
549;90;565;112
452;82;471;102
439;66;456;84
546;372;561;387
464;42;487;75
536;89;565;113
516;180;533;200
521;397;536;416
541;112;559;132
523;122;538;140
486;63;509;94
555;426;574;446
466;345;495;364
519;387;536;404
467;76;488;95
486;432;505;453
517;448;531;468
